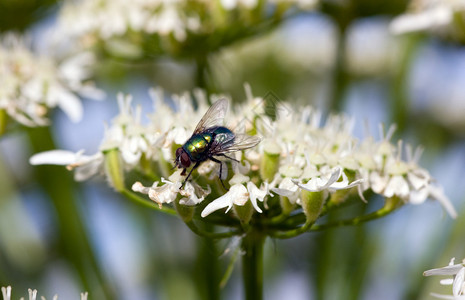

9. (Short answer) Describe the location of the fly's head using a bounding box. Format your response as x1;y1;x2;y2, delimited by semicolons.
175;147;192;172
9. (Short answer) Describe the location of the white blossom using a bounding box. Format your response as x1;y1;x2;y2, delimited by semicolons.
424;258;465;299
132;178;181;208
132;171;211;208
29;92;165;182
1;286;87;300
29;149;104;181
30;85;456;224
54;0;317;57
201;184;250;217
0;33;103;127
247;181;271;213
390;0;465;40
293;167;362;192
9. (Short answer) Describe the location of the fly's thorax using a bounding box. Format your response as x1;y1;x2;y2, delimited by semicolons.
212;126;234;144
184;133;212;161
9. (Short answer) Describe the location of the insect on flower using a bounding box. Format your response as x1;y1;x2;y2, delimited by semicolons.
174;99;261;188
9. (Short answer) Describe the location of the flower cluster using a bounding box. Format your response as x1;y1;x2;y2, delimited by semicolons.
30;84;456;231
424;257;465;299
390;0;465;42
0;33;103;128
54;0;317;59
1;286;88;300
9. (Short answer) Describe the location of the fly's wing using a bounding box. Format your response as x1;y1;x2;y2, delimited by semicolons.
210;133;261;155
193;98;228;134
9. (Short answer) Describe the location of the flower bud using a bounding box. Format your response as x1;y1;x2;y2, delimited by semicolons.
328;189;351;206
260;139;281;181
327;170;357;205
384;196;403;210
0;109;7;136
234;200;254;226
301;190;325;223
280;196;295;216
103;148;125;192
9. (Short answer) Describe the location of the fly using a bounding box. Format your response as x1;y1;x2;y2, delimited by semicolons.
174;98;261;188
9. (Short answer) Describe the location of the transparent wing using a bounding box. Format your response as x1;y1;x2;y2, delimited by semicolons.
193;98;228;134
210;134;261;154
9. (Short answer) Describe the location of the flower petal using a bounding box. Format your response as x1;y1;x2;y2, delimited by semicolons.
247;181;269;213
424;264;464;276
329;178;363;191
384;175;409;198
428;185;457;219
51;85;83;123
453;267;465;296
29;150;83;165
201;184;248;217
409;187;429;204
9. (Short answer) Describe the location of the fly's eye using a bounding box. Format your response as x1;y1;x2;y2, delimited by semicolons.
180;152;191;168
175;148;183;159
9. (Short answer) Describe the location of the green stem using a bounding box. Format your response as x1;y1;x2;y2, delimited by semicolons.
311;197;402;231
195;56;209;92
328;11;352;112
269;220;313;239
220;244;241;289
391;35;421;133
184;220;241;239
258;212;305;229
241;230;265;300
202;214;241;227
267;197;401;235
26;126;114;299
195;223;221;300
0;109;7;136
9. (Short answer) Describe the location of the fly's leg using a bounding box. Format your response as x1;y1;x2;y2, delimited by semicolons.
181;161;200;189
210;157;227;190
217;153;239;163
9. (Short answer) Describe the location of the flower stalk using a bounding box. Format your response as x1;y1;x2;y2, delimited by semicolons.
241;230;266;300
0;109;7;136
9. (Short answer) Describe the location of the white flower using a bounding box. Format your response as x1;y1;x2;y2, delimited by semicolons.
430;294;465;299
132;179;181;208
1;286;11;300
293;167;362;192
132;171;211;208
354;127;457;217
390;4;453;34
390;0;465;40
179;181;211;206
30;85;456;229
55;0;317;56
200;179;271;217
0;33;103;127
247;181;271;213
272;177;301;204
1;286;88;300
29;92;161;182
424;258;465;299
201;184;250;217
221;0;258;10
29;149;104;181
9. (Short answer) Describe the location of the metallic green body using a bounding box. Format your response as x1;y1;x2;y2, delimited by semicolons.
183;126;233;161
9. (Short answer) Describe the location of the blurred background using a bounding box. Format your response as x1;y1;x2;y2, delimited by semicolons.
1;0;465;299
